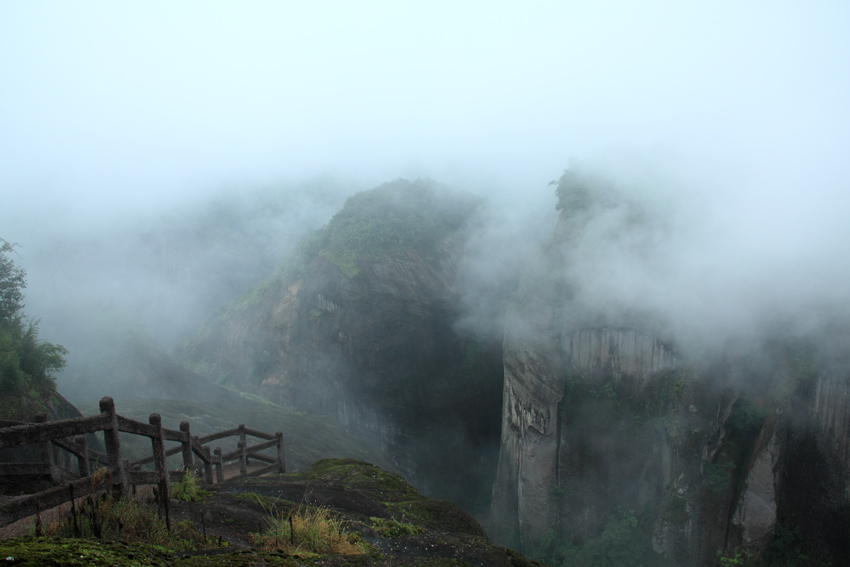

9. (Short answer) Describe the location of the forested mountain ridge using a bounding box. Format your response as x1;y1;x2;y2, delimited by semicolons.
177;179;504;511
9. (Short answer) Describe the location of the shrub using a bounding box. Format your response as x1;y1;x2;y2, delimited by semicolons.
170;469;209;502
370;516;422;538
530;509;652;567
250;504;367;556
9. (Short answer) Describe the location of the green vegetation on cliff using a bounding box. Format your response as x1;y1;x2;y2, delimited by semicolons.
278;178;480;280
0;240;67;417
188;178;480;340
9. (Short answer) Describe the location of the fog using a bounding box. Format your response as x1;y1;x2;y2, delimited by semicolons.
1;2;849;386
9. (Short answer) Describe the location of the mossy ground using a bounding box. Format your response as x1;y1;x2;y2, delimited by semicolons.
0;459;543;567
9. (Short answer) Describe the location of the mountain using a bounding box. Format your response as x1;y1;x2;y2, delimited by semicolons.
488;170;850;566
177;179;504;510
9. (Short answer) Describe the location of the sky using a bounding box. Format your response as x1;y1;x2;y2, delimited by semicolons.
2;2;848;218
2;1;850;351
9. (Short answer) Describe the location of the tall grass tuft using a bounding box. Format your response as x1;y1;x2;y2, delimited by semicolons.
42;468;220;551
170;468;209;502
250;503;366;556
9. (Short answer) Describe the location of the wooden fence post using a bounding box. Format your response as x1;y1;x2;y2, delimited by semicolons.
99;396;127;496
275;432;286;473
74;436;90;477
214;448;224;484
237;440;247;477
179;421;193;471
33;414;57;483
238;424;248;473
202;443;213;484
149;413;170;530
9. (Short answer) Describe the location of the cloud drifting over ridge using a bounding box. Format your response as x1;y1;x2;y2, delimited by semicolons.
1;2;848;218
0;1;848;356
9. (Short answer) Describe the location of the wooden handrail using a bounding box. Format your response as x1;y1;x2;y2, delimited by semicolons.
0;414;110;448
0;396;286;528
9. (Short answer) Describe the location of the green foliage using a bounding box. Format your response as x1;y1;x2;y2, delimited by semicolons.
553;169;621;216
716;548;746;566
250;503;367;556
44;487;218;551
0;240;25;323
672;379;685;401
369;516;422;538
589;382;618;401
293;180;479;279
530;510;652;567
0;240;67;403
769;338;821;405
555;169;595;213
762;523;807;566
784;340;820;383
729;402;770;434
660;494;689;524
170;469;209;502
704;460;735;492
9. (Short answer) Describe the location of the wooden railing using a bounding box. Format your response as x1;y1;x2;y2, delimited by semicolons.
0;396;285;528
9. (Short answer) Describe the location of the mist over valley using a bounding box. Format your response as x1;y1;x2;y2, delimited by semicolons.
2;3;850;565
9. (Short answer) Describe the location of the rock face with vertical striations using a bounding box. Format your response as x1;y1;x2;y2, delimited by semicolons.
177;180;504;510
489;169;850;566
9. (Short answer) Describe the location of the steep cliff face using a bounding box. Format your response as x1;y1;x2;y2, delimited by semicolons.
489;170;850;566
178;180;504;509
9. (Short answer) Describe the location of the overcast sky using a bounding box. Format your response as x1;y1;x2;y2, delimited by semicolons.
2;1;848;224
2;1;850;345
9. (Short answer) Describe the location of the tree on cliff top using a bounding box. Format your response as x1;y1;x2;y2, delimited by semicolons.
0;239;67;396
280;179;480;279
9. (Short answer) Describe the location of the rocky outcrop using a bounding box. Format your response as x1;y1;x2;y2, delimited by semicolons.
489;170;850;565
730;420;782;554
178;181;504;510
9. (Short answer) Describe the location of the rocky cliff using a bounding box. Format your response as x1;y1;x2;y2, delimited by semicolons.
489;170;850;566
177;180;504;510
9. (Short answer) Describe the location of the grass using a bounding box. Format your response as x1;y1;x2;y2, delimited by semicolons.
170;469;209;502
40;469;220;552
250;503;367;556
369;516;422;538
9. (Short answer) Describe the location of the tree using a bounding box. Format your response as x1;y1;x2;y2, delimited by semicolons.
0;239;66;395
0;240;25;322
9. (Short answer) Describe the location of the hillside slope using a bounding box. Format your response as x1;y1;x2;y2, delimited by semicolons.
0;459;545;567
177;180;504;510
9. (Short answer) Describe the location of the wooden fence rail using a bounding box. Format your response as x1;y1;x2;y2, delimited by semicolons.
0;396;286;528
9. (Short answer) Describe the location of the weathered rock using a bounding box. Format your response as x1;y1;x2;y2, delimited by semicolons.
489;169;850;566
731;419;782;555
178;181;504;510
